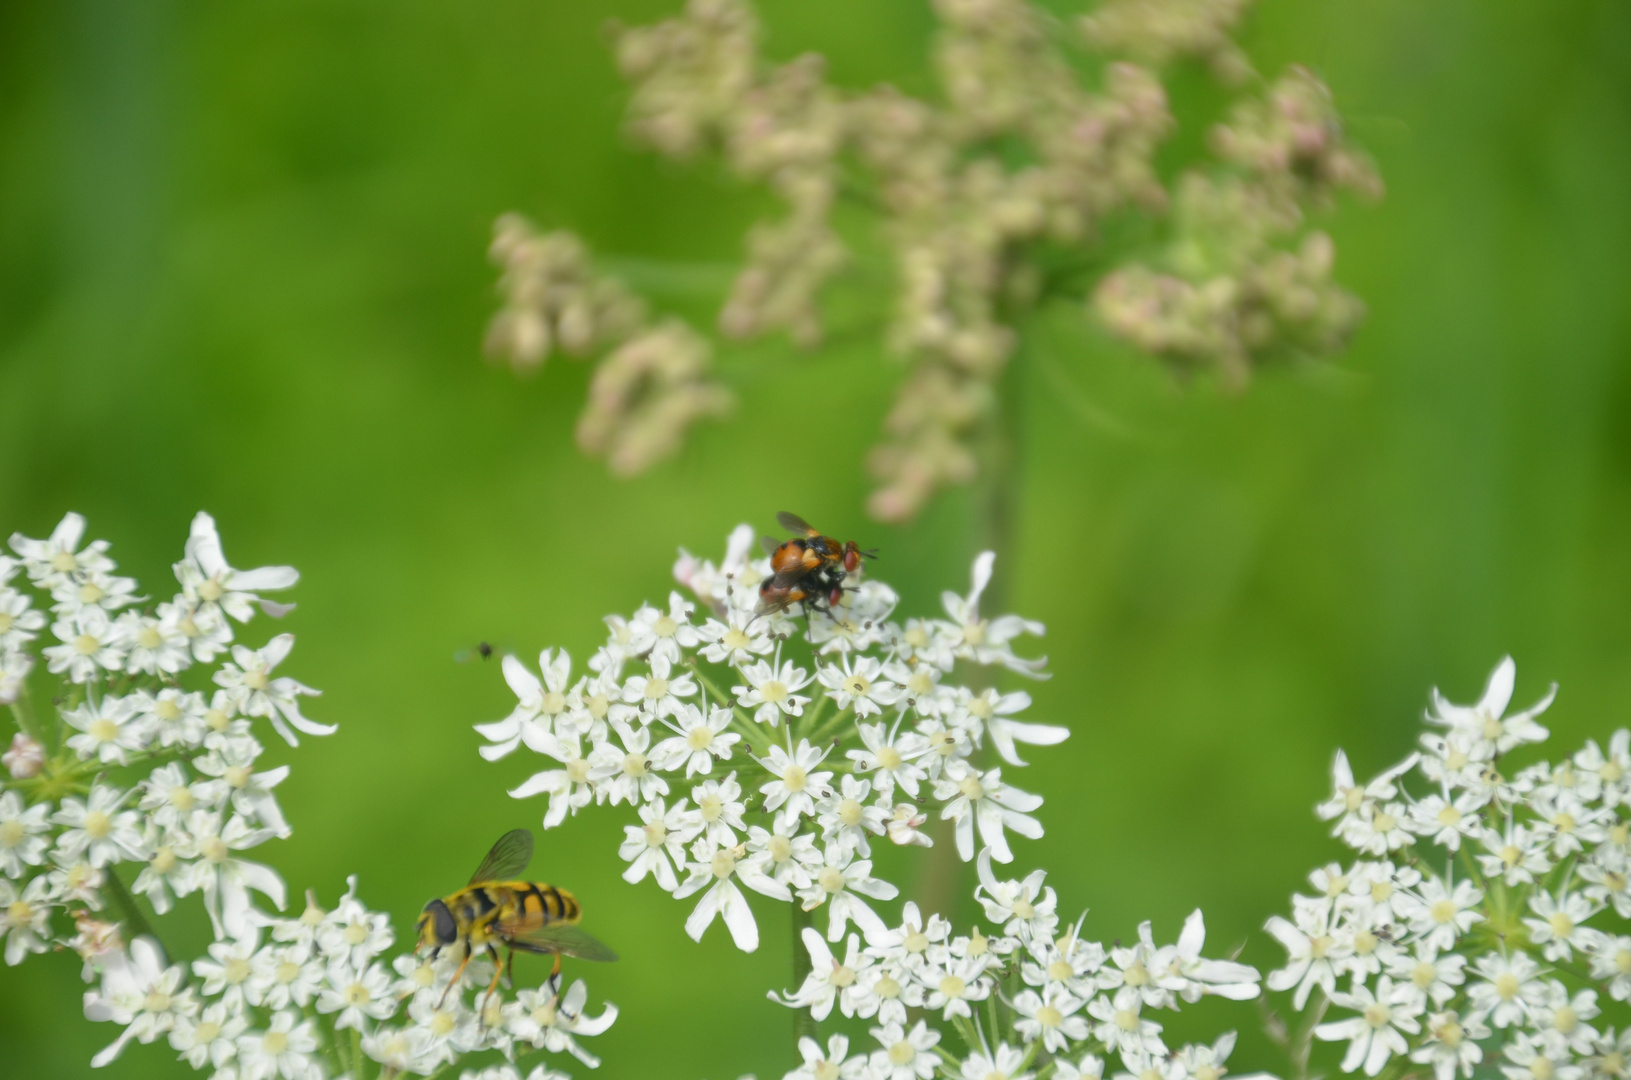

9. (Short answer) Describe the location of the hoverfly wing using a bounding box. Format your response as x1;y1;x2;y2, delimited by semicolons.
776;511;819;537
508;922;619;963
468;829;533;885
760;535;782;556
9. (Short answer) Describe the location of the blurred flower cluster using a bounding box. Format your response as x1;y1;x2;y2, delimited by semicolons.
1266;658;1631;1080
481;523;1265;1079
486;0;1380;520
0;513;615;1079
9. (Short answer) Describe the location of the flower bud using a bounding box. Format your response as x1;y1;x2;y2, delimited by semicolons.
3;732;43;779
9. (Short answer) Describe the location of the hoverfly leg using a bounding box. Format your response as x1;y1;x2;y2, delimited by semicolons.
479;947;506;1025
438;945;475;1010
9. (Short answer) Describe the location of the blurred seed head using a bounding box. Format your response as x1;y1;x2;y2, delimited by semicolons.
489;0;1380;518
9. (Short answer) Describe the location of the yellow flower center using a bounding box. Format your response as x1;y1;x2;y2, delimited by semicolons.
622;752;647;778
244;669;269;692
1048;959;1075;982
710;850;737;879
888;1040;916;1066
1495;972;1520;1000
876;746;902;770
89;718;119;744
1123;962;1150;987
643;678;669;701
831;964;856;988
262;1030;289;1055
876;975;901;999
199;579;224;603
838;799;864;827
137;626;163;650
958;775;985;801
74;634;101;656
83;810;111;840
1037;1004;1063;1028
0;822;22;848
1430;899;1457;924
819;867;845;894
939;975;966;999
7;900;32;926
644;821;668;848
1363;1001;1392;1028
1549;912;1575;939
687;726;714;750
1437;805;1462;828
783;766;808;793
723;628;751;651
760;680;789;704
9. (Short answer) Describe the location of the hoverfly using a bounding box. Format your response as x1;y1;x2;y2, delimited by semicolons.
757;511;876;616
416;829;617;1009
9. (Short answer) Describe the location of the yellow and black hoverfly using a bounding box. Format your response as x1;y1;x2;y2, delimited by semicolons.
416;828;617;1008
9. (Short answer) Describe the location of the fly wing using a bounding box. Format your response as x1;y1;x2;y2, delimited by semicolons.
468;829;533;885
776;511;819;537
506;922;619;962
760;535;781;556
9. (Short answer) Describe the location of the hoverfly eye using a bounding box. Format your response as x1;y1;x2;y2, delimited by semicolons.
430;900;456;944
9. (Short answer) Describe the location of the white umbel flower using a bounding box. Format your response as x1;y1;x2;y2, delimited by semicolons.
1315;976;1423;1077
214;635;332;746
175;512;300;622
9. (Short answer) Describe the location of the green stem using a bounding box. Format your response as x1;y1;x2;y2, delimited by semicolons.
101;864;164;957
350;1025;363;1079
805;704;855;748
8;679;43;743
792;904;818;1049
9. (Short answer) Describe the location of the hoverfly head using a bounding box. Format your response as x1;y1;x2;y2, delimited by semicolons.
417;898;458;951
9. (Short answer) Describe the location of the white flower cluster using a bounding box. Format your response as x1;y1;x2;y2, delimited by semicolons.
482;522;1266;1080
0;511;326;962
1269;657;1631;1080
480;524;1066;954
775;859;1262;1080
83;878;614;1079
489;0;1380;522
1;512;615;1078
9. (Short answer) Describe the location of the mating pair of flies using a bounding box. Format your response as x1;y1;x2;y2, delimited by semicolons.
756;511;877;616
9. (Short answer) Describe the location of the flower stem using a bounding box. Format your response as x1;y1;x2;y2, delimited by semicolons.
101;863;165;958
791;903;817;1049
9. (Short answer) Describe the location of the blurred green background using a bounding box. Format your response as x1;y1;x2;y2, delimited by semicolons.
2;0;1630;1076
